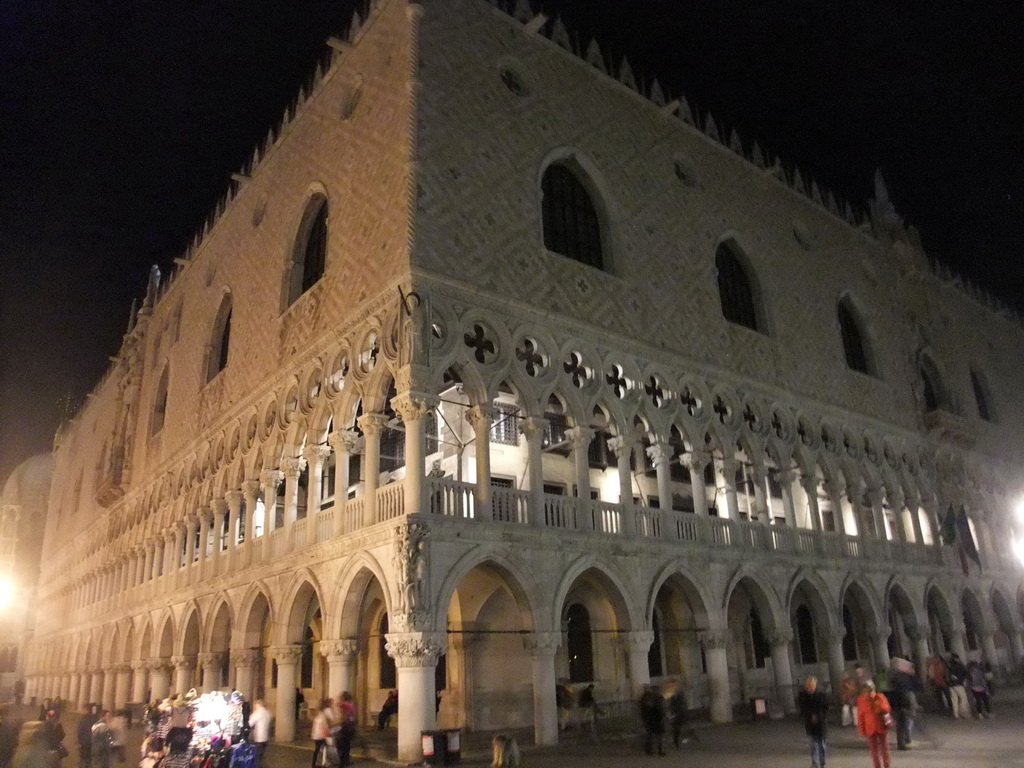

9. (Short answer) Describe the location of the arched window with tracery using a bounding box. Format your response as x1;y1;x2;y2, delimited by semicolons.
541;162;604;270
837;297;872;374
970;367;993;422
151;365;169;435
566;603;594;682
716;242;760;332
206;294;232;383
286;195;328;307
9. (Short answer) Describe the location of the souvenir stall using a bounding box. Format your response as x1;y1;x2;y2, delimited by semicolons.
153;690;247;768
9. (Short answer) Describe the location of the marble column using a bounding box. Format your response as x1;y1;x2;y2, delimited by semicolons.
889;488;907;543
751;463;770;524
271;645;303;742
566;426;594;509
302;445;332;518
224;490;243;550
149;661;171;701
980;633;999;668
866;485;887;540
184;515;198;566
232;650;260;700
385;632;446;763
89;669;104;704
464;406;493;522
701;630;732;723
778;470;797;527
519;417;547;527
608;436;636;535
131;662;148;703
114;664;131;709
870;628;891;673
685;450;710;515
199;652;224;691
801;475;821;531
721;457;739;520
211;499;228;563
827;631;847;701
260;470;283;534
823;478;846;535
172;524;186;572
281;457;306;528
769;630;797;713
393;395;432;517
241;481;260;544
328;430;359;536
196;508;212;566
357;413;389;527
320;639;359;698
623;631;654;696
524;632;560;746
172;655;194;695
647;442;673;516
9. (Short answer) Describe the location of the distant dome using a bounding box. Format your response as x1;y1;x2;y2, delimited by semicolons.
1;453;54;510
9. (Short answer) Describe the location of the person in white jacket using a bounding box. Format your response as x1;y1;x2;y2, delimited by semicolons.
247;701;272;768
310;700;336;768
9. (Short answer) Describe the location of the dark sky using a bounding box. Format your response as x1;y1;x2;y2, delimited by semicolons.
1;0;1022;483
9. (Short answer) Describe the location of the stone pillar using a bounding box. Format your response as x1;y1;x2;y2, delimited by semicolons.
328;430;359;536
980;633;998;668
302;445;332;517
827;631;847;701
778;470;797;527
241;481;260;543
184;515;198;565
520;417;547;527
623;631;654;696
685;450;710;515
524;632;560;746
647;442;674;514
385;632;446;763
211;499;228;561
78;671;91;707
701;630;732;723
910;630;931;680
225;490;243;550
272;645;303;742
320;639;359;698
89;670;104;705
281;457;306;528
721;457;739;519
131;662;147;703
197;508;212;564
358;413;389;527
393;395;432;517
949;626;968;660
162;530;176;579
907;493;925;546
870;628;891;673
114;663;132;708
464;406;493;522
199;652;224;691
172;656;193;695
260;470;283;534
751;463;770;524
232;650;260;700
172;524;185;571
801;475;821;531
608;436;636;535
566;426;594;507
769;630;797;713
69;673;82;708
824;478;846;535
149;662;170;701
866;485;887;540
142;547;154;584
889;488;907;543
1010;632;1024;666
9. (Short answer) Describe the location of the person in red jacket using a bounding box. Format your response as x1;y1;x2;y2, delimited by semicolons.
857;680;892;768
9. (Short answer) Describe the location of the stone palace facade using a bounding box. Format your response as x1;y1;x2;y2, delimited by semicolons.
19;0;1024;761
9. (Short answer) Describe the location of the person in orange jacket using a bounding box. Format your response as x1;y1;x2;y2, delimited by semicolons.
857;680;892;768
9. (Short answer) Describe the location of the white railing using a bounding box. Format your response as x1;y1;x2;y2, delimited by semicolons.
493;486;529;524
341;498;363;534
428;478;475;519
293;518;309;551
316;509;333;543
377;482;405;522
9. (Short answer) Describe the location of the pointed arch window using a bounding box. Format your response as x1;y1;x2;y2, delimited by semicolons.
970;368;993;422
837;297;872;374
286;195;328;307
716;242;761;332
207;294;232;382
541;162;605;270
151;366;170;435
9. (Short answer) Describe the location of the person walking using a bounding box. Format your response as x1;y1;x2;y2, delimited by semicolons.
798;677;829;768
246;701;271;768
967;661;992;718
0;705;19;768
889;659;920;750
76;705;98;768
666;687;689;749
332;693;356;768
106;713;125;766
857;680;892;768
310;699;335;768
89;713;112;768
638;685;666;756
577;685;601;742
945;654;970;719
41;711;66;764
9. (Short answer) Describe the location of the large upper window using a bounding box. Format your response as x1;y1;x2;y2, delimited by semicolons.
151;366;169;435
206;294;232;382
286;195;328;307
715;242;760;332
837;296;871;374
541;162;604;270
970;368;993;422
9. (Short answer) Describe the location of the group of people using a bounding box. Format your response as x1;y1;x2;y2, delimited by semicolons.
803;673;898;768
637;684;689;756
0;701;127;768
928;654;994;719
305;693;357;768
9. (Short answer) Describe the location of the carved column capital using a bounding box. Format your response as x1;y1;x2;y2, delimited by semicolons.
384;632;446;668
868;626;892;644
302;444;333;465
391;393;435;423
170;655;194;670
357;412;390;436
621;630;655;654
280;456;307;479
224;490;243;507
211;498;229;516
260;469;284;490
699;630;730;651
319;639;359;662
198;652;225;667
518;416;546;439
646;442;674;467
684;449;710;471
607;436;634;459
328;429;361;454
271;645;304;666
145;658;169;672
768;629;794;648
232;649;261;667
565;426;594;448
522;631;561;656
241;479;262;496
463;405;494;430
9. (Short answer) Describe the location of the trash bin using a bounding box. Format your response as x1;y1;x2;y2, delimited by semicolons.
421;731;447;766
750;697;769;721
443;729;461;764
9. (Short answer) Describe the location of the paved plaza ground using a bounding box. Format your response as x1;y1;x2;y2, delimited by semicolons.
9;692;1024;768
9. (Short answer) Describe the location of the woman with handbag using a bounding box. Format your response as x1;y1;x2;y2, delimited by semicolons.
857;680;893;768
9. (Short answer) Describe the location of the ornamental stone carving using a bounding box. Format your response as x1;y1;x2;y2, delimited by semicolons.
319;639;359;661
391;393;435;423
522;631;561;655
392;520;429;615
198;652;225;667
767;630;794;647
260;469;283;491
357;413;389;436
232;649;261;667
271;645;304;666
621;631;655;654
170;655;194;669
280;457;307;479
700;631;730;650
384;632;446;668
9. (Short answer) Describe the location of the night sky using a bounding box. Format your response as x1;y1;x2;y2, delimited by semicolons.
1;0;1022;483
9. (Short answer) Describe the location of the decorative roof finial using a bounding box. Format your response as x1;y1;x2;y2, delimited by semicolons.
143;265;161;310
